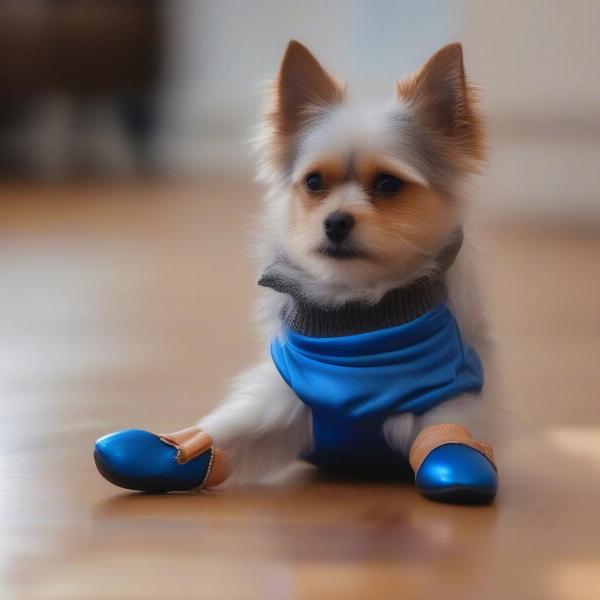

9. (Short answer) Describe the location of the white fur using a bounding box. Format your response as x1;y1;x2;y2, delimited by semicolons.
291;103;430;188
199;360;312;483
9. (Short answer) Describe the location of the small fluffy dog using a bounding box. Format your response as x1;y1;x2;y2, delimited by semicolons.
95;40;498;503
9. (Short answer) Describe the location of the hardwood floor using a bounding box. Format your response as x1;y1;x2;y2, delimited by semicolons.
1;181;599;600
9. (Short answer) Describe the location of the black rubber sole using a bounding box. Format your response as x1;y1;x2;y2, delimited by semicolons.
421;486;497;505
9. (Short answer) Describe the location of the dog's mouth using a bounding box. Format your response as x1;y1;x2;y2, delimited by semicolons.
316;243;369;260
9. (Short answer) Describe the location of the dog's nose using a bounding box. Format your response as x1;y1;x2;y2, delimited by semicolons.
324;212;355;243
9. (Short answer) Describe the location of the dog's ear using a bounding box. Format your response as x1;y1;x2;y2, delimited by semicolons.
274;40;344;136
397;43;483;159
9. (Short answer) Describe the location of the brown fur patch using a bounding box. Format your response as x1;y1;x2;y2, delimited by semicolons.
367;184;458;261
295;157;348;210
352;155;427;196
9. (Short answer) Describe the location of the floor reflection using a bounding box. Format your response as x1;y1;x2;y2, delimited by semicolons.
94;477;498;564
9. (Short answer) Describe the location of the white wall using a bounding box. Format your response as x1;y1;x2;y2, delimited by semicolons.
156;0;463;174
463;0;600;222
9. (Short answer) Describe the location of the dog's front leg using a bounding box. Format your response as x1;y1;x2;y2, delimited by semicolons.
384;393;498;503
94;360;310;492
198;360;312;484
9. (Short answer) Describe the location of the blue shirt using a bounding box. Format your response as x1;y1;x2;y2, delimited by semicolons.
270;304;483;476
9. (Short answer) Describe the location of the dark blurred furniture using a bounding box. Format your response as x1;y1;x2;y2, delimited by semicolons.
0;0;162;176
0;0;160;97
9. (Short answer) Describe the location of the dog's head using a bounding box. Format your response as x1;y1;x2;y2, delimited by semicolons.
257;41;484;293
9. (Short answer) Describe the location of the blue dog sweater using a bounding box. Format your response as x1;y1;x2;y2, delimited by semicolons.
258;233;483;476
270;305;483;475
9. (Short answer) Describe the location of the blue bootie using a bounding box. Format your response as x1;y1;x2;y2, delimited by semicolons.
415;443;498;504
94;429;215;492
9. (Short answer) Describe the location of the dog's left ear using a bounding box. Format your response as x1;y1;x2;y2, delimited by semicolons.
397;43;483;158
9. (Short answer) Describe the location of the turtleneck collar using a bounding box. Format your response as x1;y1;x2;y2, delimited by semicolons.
258;230;462;337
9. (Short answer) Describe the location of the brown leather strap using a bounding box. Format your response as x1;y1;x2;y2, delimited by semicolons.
159;426;228;488
159;426;213;465
204;448;228;487
409;423;496;474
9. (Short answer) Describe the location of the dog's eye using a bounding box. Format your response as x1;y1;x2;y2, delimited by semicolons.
305;171;325;193
372;173;404;195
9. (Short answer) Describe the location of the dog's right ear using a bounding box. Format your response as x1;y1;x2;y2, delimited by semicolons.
273;40;344;136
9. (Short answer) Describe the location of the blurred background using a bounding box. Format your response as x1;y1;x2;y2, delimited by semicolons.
1;2;600;600
1;0;599;221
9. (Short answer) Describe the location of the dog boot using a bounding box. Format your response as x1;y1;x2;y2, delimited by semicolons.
409;424;498;504
94;426;227;492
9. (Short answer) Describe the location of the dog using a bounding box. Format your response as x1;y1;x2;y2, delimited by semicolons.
95;40;498;503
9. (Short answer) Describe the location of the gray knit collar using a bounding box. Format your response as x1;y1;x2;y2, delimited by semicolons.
258;230;463;337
